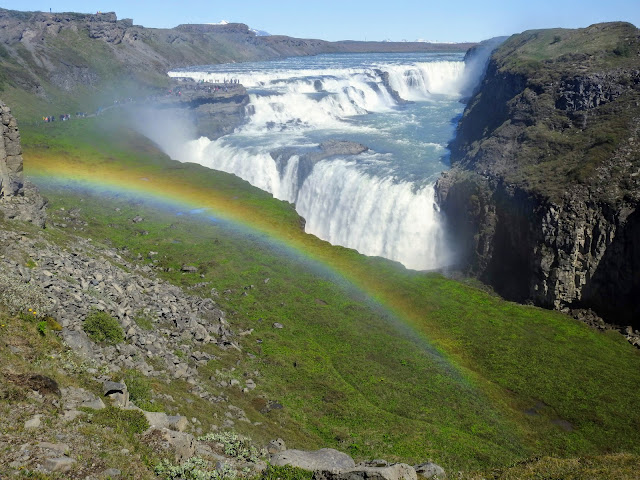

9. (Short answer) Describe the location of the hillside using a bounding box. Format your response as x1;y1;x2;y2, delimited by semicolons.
436;22;640;328
1;9;640;479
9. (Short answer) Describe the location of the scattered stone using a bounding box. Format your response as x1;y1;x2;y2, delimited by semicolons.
271;448;355;471
272;322;284;329
24;414;42;429
267;438;286;454
101;468;122;478
144;412;188;432
103;380;129;408
42;456;76;473
181;264;198;273
38;442;69;456
160;428;196;462
314;463;418;480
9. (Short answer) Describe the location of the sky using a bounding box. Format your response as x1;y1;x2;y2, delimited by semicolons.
6;1;640;43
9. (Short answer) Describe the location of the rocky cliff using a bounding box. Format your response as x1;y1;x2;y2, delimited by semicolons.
436;22;640;328
0;99;46;225
0;100;22;197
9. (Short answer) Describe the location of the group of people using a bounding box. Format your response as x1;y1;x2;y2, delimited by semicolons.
42;112;88;123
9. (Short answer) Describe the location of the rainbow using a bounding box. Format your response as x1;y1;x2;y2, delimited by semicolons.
26;148;481;386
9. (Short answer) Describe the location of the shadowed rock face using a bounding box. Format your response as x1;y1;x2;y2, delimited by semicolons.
435;22;640;327
0;100;46;226
0;100;23;198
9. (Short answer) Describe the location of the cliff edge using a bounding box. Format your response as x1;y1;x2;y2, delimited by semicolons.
436;22;640;327
0;99;46;226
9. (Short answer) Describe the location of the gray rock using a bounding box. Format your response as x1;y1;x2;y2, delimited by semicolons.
314;464;417;480
271;448;355;471
62;329;95;359
38;442;70;456
144;411;188;432
103;381;129;408
160;428;196;462
101;468;122;478
267;438;286;454
42;456;76;473
414;463;445;479
24;414;42;429
273;322;284;329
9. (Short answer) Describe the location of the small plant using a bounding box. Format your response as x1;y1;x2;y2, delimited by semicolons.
85;406;149;434
133;309;154;330
198;431;262;463
122;370;161;411
155;456;236;480
83;309;124;344
37;321;47;336
44;316;63;331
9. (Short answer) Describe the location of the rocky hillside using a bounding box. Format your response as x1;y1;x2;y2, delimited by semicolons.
436;22;640;328
0;8;473;112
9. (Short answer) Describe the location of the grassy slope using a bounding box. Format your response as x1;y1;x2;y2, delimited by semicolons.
15;116;640;474
457;22;640;200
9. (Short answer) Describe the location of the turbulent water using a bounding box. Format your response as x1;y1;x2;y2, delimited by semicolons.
166;52;481;270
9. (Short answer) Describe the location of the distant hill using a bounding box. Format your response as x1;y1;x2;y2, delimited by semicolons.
0;8;474;117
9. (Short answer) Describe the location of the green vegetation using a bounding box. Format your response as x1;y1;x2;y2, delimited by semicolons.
83;309;125;344
155;457;236;480
259;464;313;480
36;320;47;336
458;22;640;201
199;431;262;462
85;406;150;435
15;116;640;475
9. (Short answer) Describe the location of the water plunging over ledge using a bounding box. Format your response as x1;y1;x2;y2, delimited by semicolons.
149;53;483;270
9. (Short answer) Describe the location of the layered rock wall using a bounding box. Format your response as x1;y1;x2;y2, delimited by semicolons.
0;100;24;198
436;23;640;327
0;100;46;226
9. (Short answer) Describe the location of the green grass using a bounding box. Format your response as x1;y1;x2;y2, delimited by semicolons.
15;117;640;475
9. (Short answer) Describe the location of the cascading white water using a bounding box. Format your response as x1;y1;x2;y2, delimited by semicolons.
158;53;480;270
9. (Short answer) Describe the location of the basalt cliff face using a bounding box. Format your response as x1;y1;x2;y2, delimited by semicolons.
0;99;46;225
436;22;640;327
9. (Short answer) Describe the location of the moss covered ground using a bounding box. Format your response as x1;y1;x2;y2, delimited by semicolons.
10;114;640;475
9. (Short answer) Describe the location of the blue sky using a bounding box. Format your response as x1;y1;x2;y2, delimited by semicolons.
7;1;640;42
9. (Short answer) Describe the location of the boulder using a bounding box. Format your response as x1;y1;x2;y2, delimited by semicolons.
144;411;188;431
61;329;95;359
103;380;129;407
24;414;42;429
414;462;445;479
271;448;355;471
160;428;196;462
314;463;417;480
267;438;287;454
42;456;76;473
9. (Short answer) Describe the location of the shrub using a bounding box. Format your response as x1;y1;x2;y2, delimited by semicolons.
198;431;262;462
37;321;47;336
123;370;161;411
83;309;124;344
155;456;235;480
86;406;149;434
